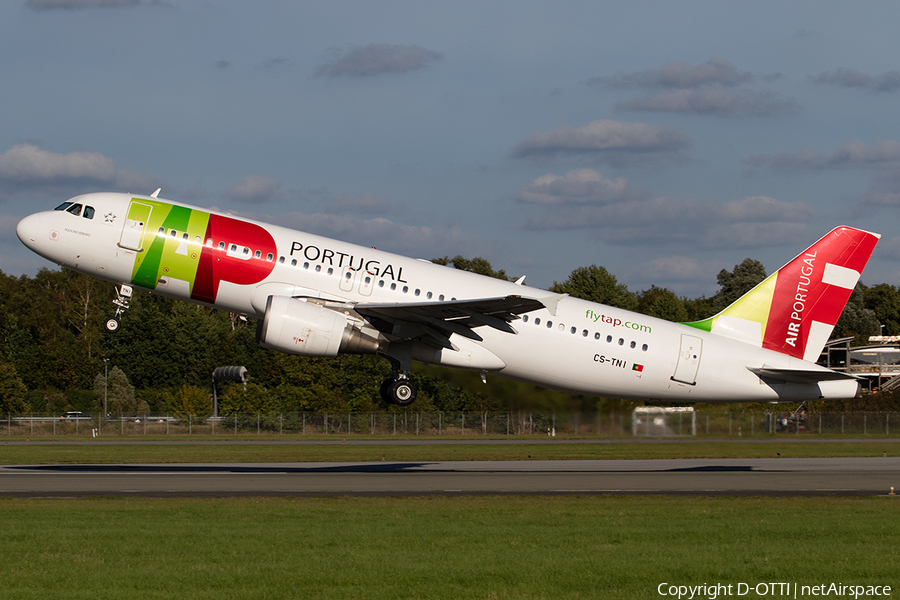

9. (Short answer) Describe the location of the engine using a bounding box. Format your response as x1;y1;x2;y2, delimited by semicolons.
256;296;380;357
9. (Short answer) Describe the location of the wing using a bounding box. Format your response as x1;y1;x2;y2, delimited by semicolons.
747;366;858;384
354;294;554;349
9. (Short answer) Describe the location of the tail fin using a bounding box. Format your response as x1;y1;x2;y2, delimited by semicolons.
686;226;881;361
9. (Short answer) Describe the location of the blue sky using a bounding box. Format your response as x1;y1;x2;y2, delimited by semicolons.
2;0;900;297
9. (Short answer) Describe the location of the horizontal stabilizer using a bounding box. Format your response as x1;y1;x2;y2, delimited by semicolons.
747;366;857;384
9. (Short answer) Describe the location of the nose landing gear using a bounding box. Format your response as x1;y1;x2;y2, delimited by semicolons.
104;285;133;333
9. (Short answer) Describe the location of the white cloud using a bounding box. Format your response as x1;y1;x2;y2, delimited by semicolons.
0;144;117;183
516;169;649;205
314;44;443;78
510;120;691;167
813;68;900;93
223;176;283;204
521;183;813;250
617;87;801;117
589;58;753;90
589;59;799;118
746;140;900;171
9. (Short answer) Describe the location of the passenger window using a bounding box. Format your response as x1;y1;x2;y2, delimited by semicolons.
254;250;261;259
242;247;250;255
582;329;588;337
291;259;297;267
315;265;321;272
426;292;432;299
546;321;553;328
230;244;237;252
159;227;166;234
171;230;177;237
278;256;285;264
83;206;95;219
523;315;529;322
607;335;613;343
194;236;202;244
303;262;309;269
66;203;83;216
206;239;214;247
594;332;600;340
570;327;576;334
535;318;541;326
390;283;397;291
378;280;384;288
414;289;420;296
266;253;274;262
630;341;636;349
439;295;445;301
642;344;648;352
182;233;189;240
327;268;334;275
618;338;624;346
402;286;409;293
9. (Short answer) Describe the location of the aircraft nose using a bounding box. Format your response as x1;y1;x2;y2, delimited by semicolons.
16;213;40;250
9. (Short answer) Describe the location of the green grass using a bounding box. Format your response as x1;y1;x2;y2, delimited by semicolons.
0;496;896;599
0;440;897;464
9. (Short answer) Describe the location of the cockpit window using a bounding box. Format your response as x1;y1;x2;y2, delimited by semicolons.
83;206;95;219
65;203;83;216
54;202;73;211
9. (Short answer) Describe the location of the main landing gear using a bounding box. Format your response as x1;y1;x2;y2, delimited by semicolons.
104;285;133;333
380;375;417;406
379;352;417;406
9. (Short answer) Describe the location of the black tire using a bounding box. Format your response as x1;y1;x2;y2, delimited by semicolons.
104;317;121;333
388;378;417;406
379;378;394;403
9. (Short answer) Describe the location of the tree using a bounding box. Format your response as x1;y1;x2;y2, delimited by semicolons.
93;365;144;415
710;258;767;313
166;385;211;417
0;363;28;414
833;283;881;344
637;286;688;322
864;283;900;336
431;256;510;280
550;265;638;311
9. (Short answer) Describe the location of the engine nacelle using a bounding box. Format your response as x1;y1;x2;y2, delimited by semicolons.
256;296;379;357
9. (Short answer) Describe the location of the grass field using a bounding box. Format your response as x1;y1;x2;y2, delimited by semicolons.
0;439;898;464
0;496;896;600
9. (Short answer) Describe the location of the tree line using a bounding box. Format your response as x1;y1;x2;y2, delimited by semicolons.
0;255;897;415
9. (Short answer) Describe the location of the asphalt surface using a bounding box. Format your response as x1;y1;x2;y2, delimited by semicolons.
1;457;898;497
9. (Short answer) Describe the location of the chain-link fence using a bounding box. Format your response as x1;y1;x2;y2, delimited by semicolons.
3;410;900;437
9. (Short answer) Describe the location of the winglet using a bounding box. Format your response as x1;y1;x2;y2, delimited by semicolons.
686;226;881;361
540;293;568;317
150;188;161;198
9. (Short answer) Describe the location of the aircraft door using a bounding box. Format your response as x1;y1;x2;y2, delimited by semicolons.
118;201;153;251
671;334;702;385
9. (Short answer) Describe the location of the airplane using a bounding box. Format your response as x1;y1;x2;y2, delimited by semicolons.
16;191;881;406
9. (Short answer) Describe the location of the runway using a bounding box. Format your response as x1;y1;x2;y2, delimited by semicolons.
1;457;899;497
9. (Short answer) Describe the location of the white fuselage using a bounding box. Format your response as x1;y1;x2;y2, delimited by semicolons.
16;192;858;403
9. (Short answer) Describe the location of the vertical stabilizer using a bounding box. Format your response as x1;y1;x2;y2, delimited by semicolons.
686;226;881;361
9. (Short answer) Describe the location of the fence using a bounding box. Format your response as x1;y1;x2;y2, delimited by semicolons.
4;411;900;437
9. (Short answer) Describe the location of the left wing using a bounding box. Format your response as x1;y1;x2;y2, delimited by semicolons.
355;295;550;349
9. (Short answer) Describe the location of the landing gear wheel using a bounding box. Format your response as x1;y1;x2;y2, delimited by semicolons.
389;379;417;406
379;378;394;403
103;316;121;333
